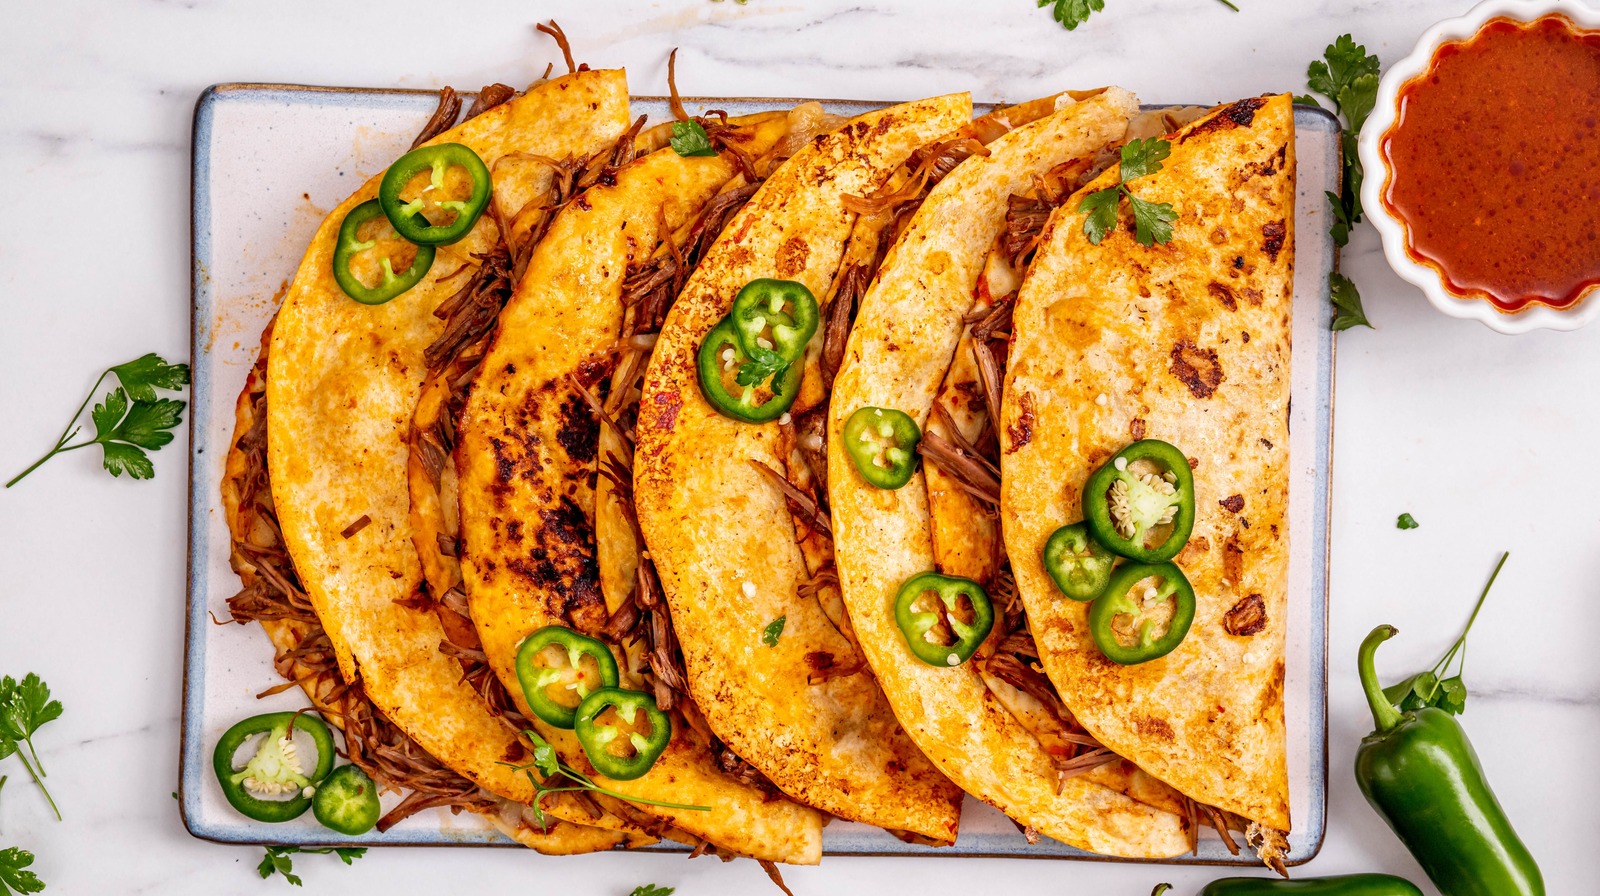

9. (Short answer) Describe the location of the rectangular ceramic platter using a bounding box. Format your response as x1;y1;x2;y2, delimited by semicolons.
184;84;1337;864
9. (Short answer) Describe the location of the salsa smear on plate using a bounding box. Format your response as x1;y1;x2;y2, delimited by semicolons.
1381;14;1600;313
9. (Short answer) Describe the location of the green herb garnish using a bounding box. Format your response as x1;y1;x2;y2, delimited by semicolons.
1329;272;1370;332
1038;0;1236;31
257;846;366;887
1079;138;1178;247
735;349;790;391
631;886;676;896
1397;513;1419;530
503;730;709;831
0;675;62;821
1384;552;1507;716
762;616;786;647
1300;35;1381;330
0;847;44;896
670;120;717;158
6;353;190;488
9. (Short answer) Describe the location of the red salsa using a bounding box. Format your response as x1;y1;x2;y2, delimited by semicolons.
1381;15;1600;313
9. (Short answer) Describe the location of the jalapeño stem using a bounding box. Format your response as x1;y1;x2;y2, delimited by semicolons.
1360;625;1404;733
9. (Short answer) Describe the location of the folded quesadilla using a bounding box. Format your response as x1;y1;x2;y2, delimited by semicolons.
257;68;662;840
451;108;829;866
1000;94;1295;866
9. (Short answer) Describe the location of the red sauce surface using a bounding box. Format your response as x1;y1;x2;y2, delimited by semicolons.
1382;15;1600;312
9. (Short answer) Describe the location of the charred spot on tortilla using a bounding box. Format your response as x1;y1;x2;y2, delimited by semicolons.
1209;282;1239;311
1005;391;1036;453
1137;716;1177;743
1169;340;1224;399
1220;494;1245;514
554;391;600;465
1179;96;1267;143
1129;418;1147;440
1261;221;1287;262
776;236;810;276
1224;594;1268;637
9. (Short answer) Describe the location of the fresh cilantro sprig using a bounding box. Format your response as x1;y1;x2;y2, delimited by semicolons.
0;675;63;821
734;349;789;390
1384;552;1507;716
1299;35;1381;330
1079;138;1178;247
1038;0;1236;31
0;846;44;896
631;886;676;896
257;846;366;887
762;616;786;647
502;730;709;831
670;120;717;158
6;353;190;488
1396;513;1419;530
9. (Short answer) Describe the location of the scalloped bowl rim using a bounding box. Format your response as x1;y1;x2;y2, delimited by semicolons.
1358;0;1600;334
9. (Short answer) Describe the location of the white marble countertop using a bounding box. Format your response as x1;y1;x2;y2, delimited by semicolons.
1;1;1595;894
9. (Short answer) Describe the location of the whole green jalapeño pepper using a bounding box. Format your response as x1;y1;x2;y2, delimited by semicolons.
1197;875;1423;895
894;572;995;667
516;625;622;730
212;711;336;823
1087;561;1195;665
1042;522;1115;601
697;315;803;423
1355;626;1544;896
574;687;672;781
843;406;922;490
1082;439;1195;563
332;199;437;305
729;279;819;362
377;142;493;246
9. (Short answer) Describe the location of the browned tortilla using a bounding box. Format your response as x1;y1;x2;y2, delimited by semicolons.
1000;95;1295;834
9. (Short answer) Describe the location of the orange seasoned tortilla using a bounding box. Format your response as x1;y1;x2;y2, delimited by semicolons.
1000;95;1295;836
265;70;637;825
633;95;973;845
826;88;1192;857
454;117;826;866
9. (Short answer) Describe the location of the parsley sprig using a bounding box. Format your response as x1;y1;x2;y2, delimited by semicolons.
0;846;44;896
257;846;366;887
631;886;676;896
1079;138;1178;247
6;354;190;488
0;674;63;821
1298;35;1382;330
670;120;717;158
1038;0;1237;32
502;730;709;830
1384;552;1507;716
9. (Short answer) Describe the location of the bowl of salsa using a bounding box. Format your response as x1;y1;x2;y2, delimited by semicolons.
1360;0;1600;333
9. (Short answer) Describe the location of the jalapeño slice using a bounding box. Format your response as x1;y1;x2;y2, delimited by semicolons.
1082;439;1195;562
332;199;436;305
311;764;381;836
515;625;621;730
1043;522;1116;602
843;406;922;490
729;279;819;363
573;688;672;781
1087;561;1196;665
212;711;336;824
893;572;995;667
377;142;492;246
697;315;803;423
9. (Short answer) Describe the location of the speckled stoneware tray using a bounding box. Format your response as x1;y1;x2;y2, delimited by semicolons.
183;84;1338;865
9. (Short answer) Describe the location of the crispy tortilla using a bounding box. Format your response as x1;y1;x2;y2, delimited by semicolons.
454;117;826;865
1000;94;1295;837
826;88;1193;857
265;70;639;827
633;95;974;844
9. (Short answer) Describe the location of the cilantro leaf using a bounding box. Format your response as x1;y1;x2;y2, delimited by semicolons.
110;353;191;402
1118;137;1171;181
1294;94;1322;110
631;886;676;896
1039;0;1105;30
762;616;786;647
525;730;561;779
734;350;788;389
1397;513;1419;530
670;120;718;158
259;847;303;886
1381;553;1508;717
1329;272;1371;332
1127;194;1178;248
1325;191;1353;248
1339;72;1379;135
0;847;44;896
1078;187;1122;246
1308;34;1381;108
7;353;189;488
0;674;62;820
